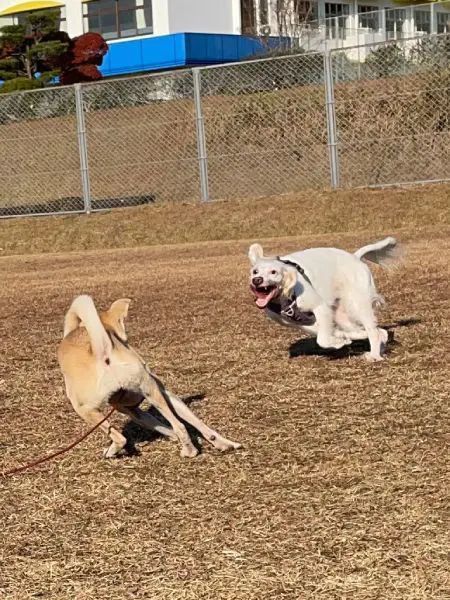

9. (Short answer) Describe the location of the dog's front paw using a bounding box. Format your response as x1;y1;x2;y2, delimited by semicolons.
333;333;353;346
180;444;199;458
103;443;125;459
212;436;242;452
318;336;348;350
364;352;385;362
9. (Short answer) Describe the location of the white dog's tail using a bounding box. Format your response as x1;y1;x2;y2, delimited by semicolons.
354;236;400;267
63;295;112;362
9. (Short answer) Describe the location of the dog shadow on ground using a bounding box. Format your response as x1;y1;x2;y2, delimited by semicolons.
289;318;421;361
122;393;206;456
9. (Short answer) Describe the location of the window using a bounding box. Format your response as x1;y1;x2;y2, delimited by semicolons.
83;0;153;40
437;12;450;33
294;0;315;22
385;8;405;37
0;17;11;29
325;3;350;39
241;0;256;34
325;3;350;19
358;5;379;30
414;9;431;33
259;0;269;25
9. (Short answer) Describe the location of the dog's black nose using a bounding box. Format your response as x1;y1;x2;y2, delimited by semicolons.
252;277;263;286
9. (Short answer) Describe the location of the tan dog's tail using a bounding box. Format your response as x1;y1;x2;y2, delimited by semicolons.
63;295;112;362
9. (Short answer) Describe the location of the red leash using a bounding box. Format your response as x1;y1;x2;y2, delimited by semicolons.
1;407;116;478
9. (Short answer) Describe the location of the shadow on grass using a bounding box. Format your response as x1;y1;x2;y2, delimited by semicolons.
289;318;421;360
121;393;206;456
0;194;155;217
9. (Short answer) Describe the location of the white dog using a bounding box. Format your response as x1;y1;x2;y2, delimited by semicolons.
248;237;399;361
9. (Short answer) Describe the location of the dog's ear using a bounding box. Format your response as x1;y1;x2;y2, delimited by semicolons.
282;270;297;297
109;298;131;320
248;243;264;265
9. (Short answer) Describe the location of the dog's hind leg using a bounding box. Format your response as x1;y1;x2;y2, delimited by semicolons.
166;392;241;452
118;406;178;440
333;301;389;350
350;297;387;361
364;326;387;361
336;327;367;340
315;303;351;349
333;309;368;341
140;375;199;458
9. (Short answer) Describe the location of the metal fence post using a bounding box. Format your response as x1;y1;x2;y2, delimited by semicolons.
323;51;340;189
192;68;210;202
74;83;92;213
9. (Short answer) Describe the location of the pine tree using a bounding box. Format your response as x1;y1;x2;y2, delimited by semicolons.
0;10;68;94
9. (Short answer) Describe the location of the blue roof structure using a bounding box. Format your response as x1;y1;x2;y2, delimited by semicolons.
100;32;280;77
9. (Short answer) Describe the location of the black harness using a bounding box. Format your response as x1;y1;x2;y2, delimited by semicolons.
269;256;316;324
276;256;313;287
268;297;316;324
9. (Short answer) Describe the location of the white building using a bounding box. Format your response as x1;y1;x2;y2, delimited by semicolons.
245;0;450;53
0;0;449;75
0;1;243;38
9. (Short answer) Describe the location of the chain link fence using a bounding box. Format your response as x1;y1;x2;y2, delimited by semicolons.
0;33;449;218
199;52;330;199
333;35;450;186
0;86;83;217
81;70;199;210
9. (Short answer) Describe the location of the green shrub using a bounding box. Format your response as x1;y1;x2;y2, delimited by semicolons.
410;35;450;68
0;77;43;94
364;44;411;78
0;70;18;81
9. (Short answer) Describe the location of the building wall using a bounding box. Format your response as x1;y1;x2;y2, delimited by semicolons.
167;0;241;35
65;0;83;37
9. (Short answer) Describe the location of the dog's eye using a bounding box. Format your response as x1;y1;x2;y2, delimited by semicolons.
271;270;277;275
253;269;258;275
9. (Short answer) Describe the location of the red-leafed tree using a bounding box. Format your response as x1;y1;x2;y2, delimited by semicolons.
0;10;108;94
58;32;109;86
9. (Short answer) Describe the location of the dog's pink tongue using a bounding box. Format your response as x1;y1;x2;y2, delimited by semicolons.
256;296;270;309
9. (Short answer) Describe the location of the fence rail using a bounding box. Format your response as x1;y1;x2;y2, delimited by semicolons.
0;33;449;218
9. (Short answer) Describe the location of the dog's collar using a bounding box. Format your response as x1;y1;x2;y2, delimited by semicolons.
108;330;129;348
268;257;315;324
276;256;312;287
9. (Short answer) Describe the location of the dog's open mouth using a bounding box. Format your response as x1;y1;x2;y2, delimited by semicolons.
250;284;279;309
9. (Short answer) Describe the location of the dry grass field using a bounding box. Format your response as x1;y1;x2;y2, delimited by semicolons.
0;186;449;599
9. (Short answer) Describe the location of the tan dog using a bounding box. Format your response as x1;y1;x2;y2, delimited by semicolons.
57;295;241;459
